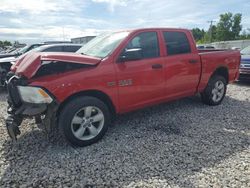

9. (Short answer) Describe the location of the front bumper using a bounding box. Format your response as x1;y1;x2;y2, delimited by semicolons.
239;68;250;80
5;75;58;141
239;68;250;75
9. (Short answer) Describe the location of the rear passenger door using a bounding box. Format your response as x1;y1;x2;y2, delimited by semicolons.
162;31;201;98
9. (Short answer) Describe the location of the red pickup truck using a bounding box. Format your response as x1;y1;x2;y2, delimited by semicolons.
6;28;240;147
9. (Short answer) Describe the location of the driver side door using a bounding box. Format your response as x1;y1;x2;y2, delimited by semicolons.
114;31;166;112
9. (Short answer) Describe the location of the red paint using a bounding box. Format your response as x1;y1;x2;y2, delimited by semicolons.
13;28;241;114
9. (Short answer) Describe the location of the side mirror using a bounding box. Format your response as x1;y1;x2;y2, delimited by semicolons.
118;48;143;63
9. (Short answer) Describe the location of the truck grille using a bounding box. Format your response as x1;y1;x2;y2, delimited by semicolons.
240;59;250;69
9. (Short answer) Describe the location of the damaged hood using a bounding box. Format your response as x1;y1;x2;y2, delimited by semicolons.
12;52;101;79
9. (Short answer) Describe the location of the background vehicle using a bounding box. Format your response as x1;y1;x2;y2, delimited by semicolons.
197;45;215;50
239;45;250;80
0;43;45;59
0;41;72;58
5;28;240;147
0;47;6;54
0;43;82;86
231;47;241;50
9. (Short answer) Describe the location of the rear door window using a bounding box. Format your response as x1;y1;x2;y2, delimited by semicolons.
163;31;191;55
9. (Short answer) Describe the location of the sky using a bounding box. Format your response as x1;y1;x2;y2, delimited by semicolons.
0;0;249;44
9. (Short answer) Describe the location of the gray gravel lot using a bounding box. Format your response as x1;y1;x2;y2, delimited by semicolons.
0;83;249;187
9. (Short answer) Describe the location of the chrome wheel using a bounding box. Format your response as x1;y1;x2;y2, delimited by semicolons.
212;80;225;102
71;106;105;141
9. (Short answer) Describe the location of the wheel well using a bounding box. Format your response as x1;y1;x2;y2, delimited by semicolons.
57;90;116;118
212;67;229;83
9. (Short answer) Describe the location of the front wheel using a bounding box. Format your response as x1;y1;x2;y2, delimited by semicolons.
201;75;227;106
59;96;111;147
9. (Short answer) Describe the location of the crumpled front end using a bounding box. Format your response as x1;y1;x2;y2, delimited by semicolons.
5;52;101;141
5;74;58;141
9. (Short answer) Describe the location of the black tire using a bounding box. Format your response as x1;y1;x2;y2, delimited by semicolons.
201;75;227;106
59;96;111;147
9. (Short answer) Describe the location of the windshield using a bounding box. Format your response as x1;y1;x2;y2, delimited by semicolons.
30;46;44;52
241;46;250;55
76;31;130;58
17;45;30;54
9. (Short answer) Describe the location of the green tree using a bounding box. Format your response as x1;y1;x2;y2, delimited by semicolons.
240;28;250;39
206;25;217;43
192;28;205;41
215;12;242;41
194;25;217;44
0;40;12;48
3;40;12;47
232;13;242;39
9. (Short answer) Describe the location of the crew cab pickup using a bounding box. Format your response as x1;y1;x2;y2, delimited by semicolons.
5;28;241;147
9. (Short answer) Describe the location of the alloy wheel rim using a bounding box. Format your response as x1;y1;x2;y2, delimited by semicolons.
211;80;225;102
71;106;104;141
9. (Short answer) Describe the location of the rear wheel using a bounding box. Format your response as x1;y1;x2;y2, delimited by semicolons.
201;75;227;106
59;96;111;147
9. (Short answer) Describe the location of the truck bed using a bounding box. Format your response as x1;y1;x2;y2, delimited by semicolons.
197;49;241;92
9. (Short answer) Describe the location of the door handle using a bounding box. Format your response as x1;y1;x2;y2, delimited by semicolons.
152;64;163;69
189;59;198;64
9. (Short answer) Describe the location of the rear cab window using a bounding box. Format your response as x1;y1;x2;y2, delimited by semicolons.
163;31;191;55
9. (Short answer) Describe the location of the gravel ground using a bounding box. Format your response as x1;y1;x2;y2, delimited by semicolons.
0;83;249;187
